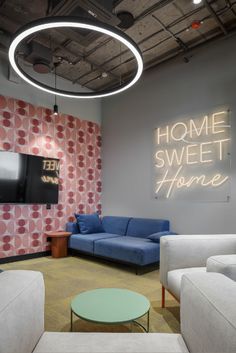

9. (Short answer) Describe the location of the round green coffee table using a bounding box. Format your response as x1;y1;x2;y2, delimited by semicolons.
70;288;150;332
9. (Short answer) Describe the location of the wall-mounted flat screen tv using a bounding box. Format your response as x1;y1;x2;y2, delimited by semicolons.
0;151;60;204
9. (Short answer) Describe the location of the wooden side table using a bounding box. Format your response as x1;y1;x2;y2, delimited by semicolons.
45;231;71;258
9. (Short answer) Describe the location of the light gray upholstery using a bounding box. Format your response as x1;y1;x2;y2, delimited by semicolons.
207;255;236;281
181;272;236;353
33;332;188;353
168;268;205;299
0;270;44;353
2;269;236;353
160;234;236;293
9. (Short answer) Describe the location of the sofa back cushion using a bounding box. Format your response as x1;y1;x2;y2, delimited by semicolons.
0;270;44;353
181;272;236;353
102;216;131;236
75;213;104;234
126;218;169;238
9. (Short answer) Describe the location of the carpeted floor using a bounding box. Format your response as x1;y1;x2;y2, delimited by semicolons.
1;255;180;333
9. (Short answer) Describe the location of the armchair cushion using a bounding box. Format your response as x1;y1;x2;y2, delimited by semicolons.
168;267;206;300
207;255;236;281
33;332;189;353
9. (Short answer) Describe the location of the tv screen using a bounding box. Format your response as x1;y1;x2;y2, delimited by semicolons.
0;151;60;204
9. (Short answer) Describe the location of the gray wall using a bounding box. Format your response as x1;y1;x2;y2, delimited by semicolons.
0;53;101;124
101;35;236;234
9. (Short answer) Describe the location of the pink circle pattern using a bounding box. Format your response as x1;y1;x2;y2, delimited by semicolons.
0;95;102;258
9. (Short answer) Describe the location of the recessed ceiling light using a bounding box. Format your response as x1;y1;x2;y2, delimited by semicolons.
101;72;108;78
9;17;143;99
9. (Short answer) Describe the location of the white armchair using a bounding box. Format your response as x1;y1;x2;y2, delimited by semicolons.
160;234;236;307
1;270;236;353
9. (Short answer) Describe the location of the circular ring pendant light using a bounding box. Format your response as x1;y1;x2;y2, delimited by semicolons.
8;17;143;99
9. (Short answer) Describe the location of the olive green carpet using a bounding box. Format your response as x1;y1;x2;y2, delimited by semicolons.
1;255;180;333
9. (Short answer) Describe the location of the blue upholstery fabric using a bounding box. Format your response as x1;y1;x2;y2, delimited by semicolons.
148;231;178;243
69;233;120;254
66;216;171;267
94;236;160;266
66;222;79;234
75;213;104;234
102;216;131;236
126;218;169;239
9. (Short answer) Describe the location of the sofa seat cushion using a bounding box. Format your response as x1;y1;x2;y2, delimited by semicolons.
207;255;236;281
126;218;169;239
34;332;189;353
102;216;131;236
168;267;206;300
68;233;120;254
94;236;160;266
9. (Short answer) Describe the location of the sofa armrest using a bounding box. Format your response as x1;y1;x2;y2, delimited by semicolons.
160;234;236;288
66;222;79;234
181;272;236;353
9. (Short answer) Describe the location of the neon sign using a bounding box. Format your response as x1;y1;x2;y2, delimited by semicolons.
154;110;230;200
41;159;60;185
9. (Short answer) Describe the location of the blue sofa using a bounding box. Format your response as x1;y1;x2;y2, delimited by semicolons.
66;216;170;269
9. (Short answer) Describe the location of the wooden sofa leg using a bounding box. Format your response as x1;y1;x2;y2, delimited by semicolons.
162;285;165;308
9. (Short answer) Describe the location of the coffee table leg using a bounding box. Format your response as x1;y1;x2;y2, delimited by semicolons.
147;310;150;332
71;309;73;332
132;310;150;333
130;321;133;332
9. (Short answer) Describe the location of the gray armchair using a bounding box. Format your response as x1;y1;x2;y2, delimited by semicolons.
160;234;236;307
1;270;236;353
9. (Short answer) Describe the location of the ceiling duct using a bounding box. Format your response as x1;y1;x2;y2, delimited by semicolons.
24;41;52;74
117;12;135;29
70;0;119;26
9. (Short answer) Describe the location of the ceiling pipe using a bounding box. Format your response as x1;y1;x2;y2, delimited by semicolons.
97;26;236;92
205;0;228;35
151;14;188;52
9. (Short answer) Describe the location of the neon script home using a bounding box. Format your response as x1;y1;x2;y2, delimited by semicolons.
154;111;230;199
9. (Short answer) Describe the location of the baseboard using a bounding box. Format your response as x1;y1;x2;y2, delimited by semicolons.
0;251;51;264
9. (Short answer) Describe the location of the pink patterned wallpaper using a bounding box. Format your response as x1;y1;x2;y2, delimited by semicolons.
0;95;101;259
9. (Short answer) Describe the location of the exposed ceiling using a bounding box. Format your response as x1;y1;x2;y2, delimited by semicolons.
0;0;236;94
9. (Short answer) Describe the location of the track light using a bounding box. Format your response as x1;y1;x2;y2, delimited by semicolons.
53;65;58;115
53;104;58;116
